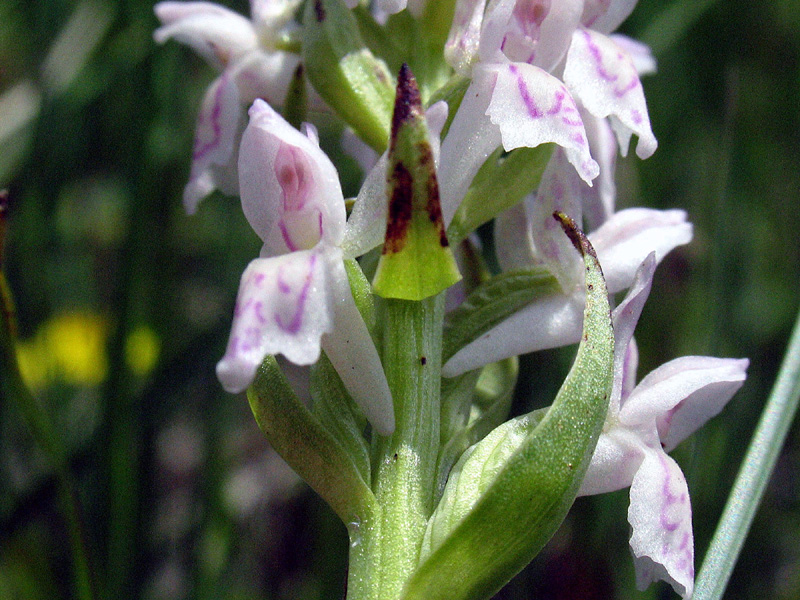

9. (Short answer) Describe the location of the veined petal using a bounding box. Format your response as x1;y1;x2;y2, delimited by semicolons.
321;257;395;435
623;356;749;451
184;71;243;214
154;1;258;69
589;208;692;294
239;98;345;255
216;248;333;393
486;62;599;183
628;449;694;599
578;427;645;495
445;0;489;75
564;28;657;158
581;0;638;34
442;290;584;377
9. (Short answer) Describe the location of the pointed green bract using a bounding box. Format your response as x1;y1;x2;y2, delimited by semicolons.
372;65;461;301
302;0;395;152
401;215;614;600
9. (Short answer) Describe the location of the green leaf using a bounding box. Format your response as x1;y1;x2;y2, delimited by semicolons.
447;144;553;245
281;62;308;131
436;358;519;502
302;0;395;152
372;65;462;301
248;356;376;523
401;216;614;600
442;267;561;365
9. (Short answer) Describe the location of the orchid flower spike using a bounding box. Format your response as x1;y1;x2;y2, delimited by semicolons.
578;254;749;599
154;1;320;214
216;99;394;435
442;170;693;376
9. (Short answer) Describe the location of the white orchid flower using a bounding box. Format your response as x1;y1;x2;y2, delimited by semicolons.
578;254;749;599
216;99;394;435
154;0;320;214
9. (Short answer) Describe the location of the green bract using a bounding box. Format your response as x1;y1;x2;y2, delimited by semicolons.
400;216;615;600
302;0;395;152
372;64;461;301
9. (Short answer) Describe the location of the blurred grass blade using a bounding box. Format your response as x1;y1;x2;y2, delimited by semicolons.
694;306;800;600
0;193;96;600
640;0;723;58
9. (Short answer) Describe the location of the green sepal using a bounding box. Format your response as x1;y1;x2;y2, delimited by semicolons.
436;358;518;502
310;353;371;485
302;0;395;152
447;144;553;246
401;216;614;600
248;356;376;523
372;65;461;301
442;267;561;365
282;63;308;130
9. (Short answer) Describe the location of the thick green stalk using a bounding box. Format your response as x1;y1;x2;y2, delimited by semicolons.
357;294;443;599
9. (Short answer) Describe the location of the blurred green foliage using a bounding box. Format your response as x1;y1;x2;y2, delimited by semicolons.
0;0;798;598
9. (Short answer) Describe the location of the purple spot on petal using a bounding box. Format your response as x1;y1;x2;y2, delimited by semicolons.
274;253;317;334
192;73;229;161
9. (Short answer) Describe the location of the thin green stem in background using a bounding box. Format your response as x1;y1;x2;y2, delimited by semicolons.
694;304;800;600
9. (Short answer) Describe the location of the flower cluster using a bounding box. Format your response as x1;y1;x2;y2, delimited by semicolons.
156;1;748;597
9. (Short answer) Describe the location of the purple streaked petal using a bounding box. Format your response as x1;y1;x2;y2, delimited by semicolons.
184;71;243;214
154;1;258;69
216;248;333;392
564;28;657;158
589;208;692;294
628;449;694;599
239;99;345;254
321;257;395;435
623;356;749;451
486;62;599;184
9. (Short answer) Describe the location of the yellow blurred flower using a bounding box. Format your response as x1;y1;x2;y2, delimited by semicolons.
15;312;160;390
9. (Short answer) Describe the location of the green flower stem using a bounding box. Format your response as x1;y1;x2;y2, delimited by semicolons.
694;305;800;600
358;294;444;599
0;273;95;600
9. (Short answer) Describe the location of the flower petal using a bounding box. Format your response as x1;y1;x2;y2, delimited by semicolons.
494;202;538;272
184;71;243;214
445;0;489;75
154;1;258;68
623;356;749;451
628;449;694;599
578;427;645;495
589;208;692;294
249;0;302;35
321;258;395;435
564;28;657;158
486;62;599;183
376;0;408;15
581;0;638;35
442;291;584;377
216;248;333;392
609;34;657;76
609;253;655;412
239;99;346;254
580;111;617;230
